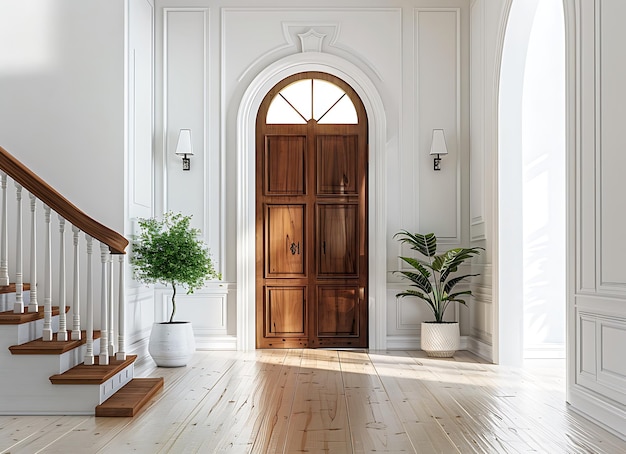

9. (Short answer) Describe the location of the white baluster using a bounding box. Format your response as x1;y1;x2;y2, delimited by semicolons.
71;227;81;340
13;183;23;313
0;172;8;286
42;205;53;341
99;243;109;366
28;193;38;313
108;256;114;357
57;216;68;341
84;235;95;365
116;254;126;360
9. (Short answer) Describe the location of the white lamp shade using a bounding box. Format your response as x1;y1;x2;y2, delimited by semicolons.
175;129;193;156
430;129;448;156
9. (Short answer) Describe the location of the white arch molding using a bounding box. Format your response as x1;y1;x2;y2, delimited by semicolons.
236;52;388;350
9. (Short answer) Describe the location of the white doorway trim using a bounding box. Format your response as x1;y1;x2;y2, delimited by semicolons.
236;52;387;350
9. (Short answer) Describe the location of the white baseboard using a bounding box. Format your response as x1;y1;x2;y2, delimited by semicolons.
467;336;493;362
385;335;470;351
385;335;421;350
195;335;237;350
569;385;626;441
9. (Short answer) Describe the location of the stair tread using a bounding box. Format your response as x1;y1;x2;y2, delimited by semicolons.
9;330;101;354
0;282;31;295
0;304;67;325
49;355;137;384
95;378;164;417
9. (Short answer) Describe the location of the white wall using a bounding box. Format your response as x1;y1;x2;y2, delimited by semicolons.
468;0;510;360
126;0;157;345
0;0;155;346
0;0;126;231
154;0;471;350
566;0;626;438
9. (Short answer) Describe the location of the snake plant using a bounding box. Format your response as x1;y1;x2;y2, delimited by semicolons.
394;231;483;323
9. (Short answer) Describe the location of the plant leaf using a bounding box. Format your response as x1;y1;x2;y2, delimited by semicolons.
394;270;433;294
394;231;437;257
443;273;480;294
398;256;432;279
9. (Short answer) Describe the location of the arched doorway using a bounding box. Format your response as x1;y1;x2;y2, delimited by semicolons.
236;53;387;351
255;72;368;349
497;0;566;365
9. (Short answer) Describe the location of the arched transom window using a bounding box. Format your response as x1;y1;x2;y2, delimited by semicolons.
266;78;358;124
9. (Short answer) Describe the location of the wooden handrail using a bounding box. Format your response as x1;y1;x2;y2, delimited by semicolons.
0;146;128;254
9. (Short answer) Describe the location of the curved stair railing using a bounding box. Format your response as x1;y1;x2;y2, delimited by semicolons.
0;145;128;365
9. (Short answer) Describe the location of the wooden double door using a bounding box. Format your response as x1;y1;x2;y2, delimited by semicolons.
255;72;368;349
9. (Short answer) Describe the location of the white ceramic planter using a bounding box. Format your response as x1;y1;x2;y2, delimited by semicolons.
420;321;460;357
148;321;196;367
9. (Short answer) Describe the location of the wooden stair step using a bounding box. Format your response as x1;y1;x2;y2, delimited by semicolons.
49;355;137;385
95;377;164;417
0;303;66;325
9;330;100;355
0;282;31;294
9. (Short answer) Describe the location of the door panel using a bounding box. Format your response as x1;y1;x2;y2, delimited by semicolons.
316;135;358;195
265;204;305;277
316;286;359;337
265;286;307;337
317;204;358;277
265;135;306;195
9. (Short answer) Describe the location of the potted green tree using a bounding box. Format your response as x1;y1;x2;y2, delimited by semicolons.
131;212;221;367
394;231;482;357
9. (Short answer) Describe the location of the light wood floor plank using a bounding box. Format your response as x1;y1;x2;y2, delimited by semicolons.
338;350;416;453
285;349;353;453
0;415;85;453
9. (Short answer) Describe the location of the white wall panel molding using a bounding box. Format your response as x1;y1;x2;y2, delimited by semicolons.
576;311;626;410
415;8;462;243
469;0;485;242
576;294;626;318
470;262;492;345
162;7;223;273
574;0;596;295
223;8;400;84
126;289;155;346
127;0;154;220
157;283;232;345
595;0;626;293
568;0;626;437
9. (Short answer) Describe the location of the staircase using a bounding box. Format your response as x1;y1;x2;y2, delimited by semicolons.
0;146;163;416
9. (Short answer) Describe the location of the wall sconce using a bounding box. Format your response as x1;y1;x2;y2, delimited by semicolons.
429;129;448;171
175;129;193;171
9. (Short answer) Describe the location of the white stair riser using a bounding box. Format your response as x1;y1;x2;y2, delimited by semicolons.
100;362;134;403
0;290;31;312
0;361;134;415
0;315;60;348
4;338;101;375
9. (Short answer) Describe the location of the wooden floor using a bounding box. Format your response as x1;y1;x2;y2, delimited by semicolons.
1;349;625;453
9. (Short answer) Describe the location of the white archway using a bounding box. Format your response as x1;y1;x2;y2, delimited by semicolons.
496;0;566;365
236;52;388;350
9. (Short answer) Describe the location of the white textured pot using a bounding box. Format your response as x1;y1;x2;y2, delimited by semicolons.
420;322;460;358
148;321;196;367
